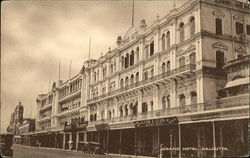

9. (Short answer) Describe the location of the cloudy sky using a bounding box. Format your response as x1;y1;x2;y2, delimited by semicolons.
1;0;187;132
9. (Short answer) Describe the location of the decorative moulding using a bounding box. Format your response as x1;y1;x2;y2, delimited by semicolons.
213;9;225;18
212;42;228;50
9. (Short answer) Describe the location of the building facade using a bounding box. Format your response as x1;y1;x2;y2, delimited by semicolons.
28;0;249;157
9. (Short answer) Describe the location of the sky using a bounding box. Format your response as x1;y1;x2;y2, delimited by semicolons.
0;0;188;132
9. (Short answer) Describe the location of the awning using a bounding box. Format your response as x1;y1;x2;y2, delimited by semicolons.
224;77;249;89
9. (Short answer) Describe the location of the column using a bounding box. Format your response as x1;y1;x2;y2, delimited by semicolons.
178;124;181;158
84;131;87;142
138;90;143;113
158;126;160;157
212;121;216;158
219;126;223;156
107;130;109;154
76;132;79;151
119;130;122;155
63;133;66;149
135;128;137;156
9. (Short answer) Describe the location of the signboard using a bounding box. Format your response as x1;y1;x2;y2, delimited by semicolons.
95;123;109;131
134;117;178;128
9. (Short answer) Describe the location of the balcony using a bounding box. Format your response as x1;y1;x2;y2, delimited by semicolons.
224;55;250;69
40;103;52;111
37;115;51;123
89;94;248;126
59;88;81;101
87;64;196;103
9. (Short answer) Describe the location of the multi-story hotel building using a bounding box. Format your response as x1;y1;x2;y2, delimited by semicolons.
19;0;249;157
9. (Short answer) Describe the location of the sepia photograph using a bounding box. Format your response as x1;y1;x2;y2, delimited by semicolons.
1;0;249;158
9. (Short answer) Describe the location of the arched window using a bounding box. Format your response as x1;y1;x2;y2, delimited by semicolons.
97;70;99;81
150;41;154;56
136;72;139;83
189;16;195;36
121;56;125;69
179;57;185;68
145;45;149;59
167;95;170;108
94;72;97;82
190;53;196;64
136;47;139;61
162;63;166;73
166;31;170;48
167;61;170;72
162;96;167;109
120;106;123;117
108;110;112;119
162;34;166;51
216;51;224;69
133;101;138;115
179;22;185;42
130;74;134;85
190;91;197;104
142;102;148;113
125;77;129;87
144;71;148;80
110;64;113;74
125;53;129;68
130;50;134;66
125;105;128;116
151;69;154;77
101;110;105;120
179;94;186;106
120;79;124;88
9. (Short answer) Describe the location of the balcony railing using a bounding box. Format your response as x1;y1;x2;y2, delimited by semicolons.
224;55;250;68
89;94;249;126
87;64;196;103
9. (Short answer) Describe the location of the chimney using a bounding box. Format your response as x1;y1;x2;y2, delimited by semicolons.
116;36;122;46
139;19;147;29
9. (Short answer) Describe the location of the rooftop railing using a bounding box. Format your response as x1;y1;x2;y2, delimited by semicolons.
87;64;196;103
89;94;249;126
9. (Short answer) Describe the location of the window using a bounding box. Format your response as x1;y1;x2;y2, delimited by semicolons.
190;16;195;36
215;18;222;35
125;77;129;87
144;71;148;80
247;25;250;35
120;79;124;88
189;53;196;64
179;22;185;42
162;63;166;73
151;69;154;77
122;56;125;69
110;64;113;74
136;47;139;61
162;34;166;51
142;102;148;113
216;51;224;69
190;91;197;104
179;57;185;67
120;106;123;117
102;87;106;94
145;45;149;58
235;22;243;35
179;94;186;106
133;101;138;115
125;53;129;69
108;111;112;119
130;50;134;66
130;74;134;85
150;41;154;56
167;95;170;108
162;96;166;109
166;31;170;48
103;67;107;77
150;101;153;111
167;61;170;72
94;72;97;82
125;105;128;116
136;72;139;83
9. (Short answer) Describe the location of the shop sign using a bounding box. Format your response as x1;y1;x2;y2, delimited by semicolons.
134;117;178;128
95;123;109;131
190;112;220;121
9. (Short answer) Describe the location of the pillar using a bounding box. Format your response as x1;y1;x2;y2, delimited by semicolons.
63;133;66;149
219;126;223;156
212;121;216;158
76;132;79;151
153;85;160;110
178;124;181;158
107;130;109;154
170;129;173;158
119;130;122;155
135;128;137;156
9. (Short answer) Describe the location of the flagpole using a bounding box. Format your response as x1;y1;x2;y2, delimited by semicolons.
132;0;134;27
88;38;91;60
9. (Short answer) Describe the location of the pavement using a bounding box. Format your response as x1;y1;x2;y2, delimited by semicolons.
13;144;155;158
